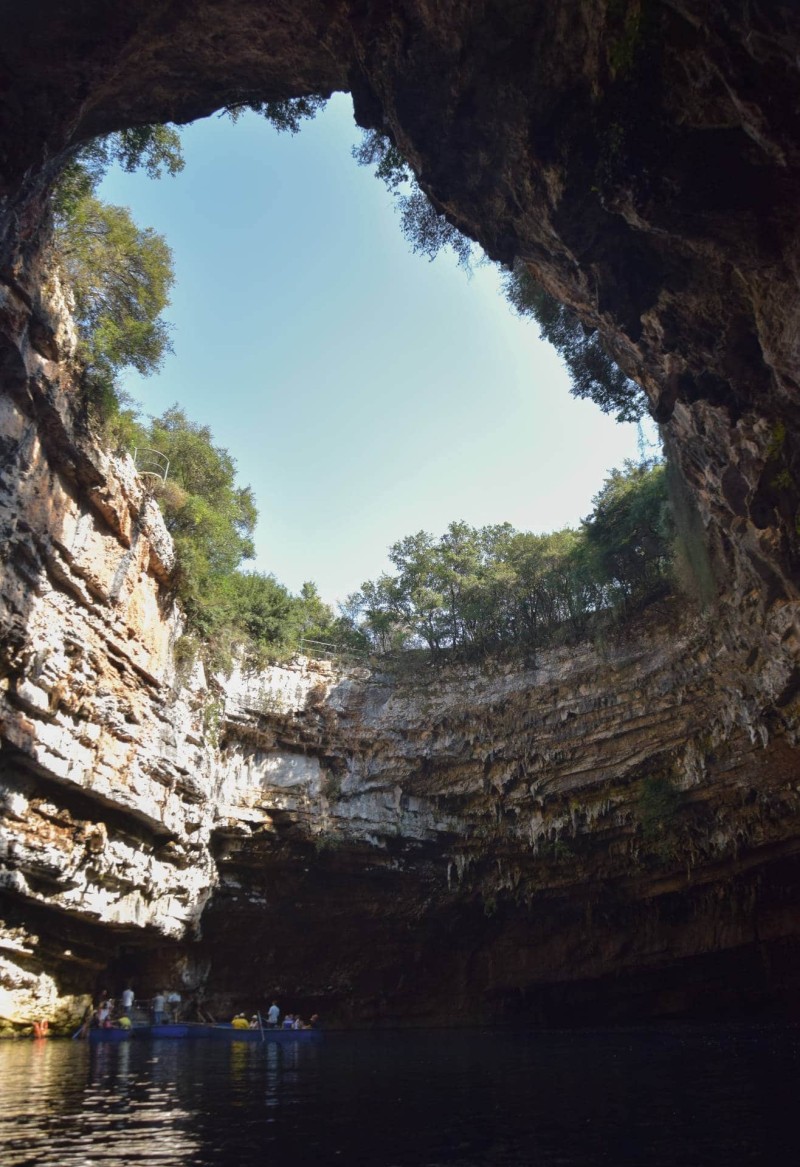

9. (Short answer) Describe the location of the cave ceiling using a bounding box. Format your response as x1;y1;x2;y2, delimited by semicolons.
2;2;799;602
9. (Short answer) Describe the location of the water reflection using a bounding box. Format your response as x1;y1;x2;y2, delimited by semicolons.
0;1028;797;1166
0;1038;202;1165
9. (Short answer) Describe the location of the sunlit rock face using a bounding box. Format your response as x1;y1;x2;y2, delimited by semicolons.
2;2;799;604
1;2;800;1027
0;360;798;1028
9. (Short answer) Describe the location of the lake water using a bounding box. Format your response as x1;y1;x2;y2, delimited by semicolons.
0;1026;797;1166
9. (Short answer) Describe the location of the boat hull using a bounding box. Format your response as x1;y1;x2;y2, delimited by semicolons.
87;1028;132;1043
134;1023;321;1042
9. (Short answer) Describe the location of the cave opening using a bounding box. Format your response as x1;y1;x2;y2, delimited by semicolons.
79;93;658;608
1;0;799;1043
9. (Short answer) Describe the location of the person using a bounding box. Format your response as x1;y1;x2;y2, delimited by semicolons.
118;1014;132;1030
231;1013;249;1030
167;989;182;1022
249;1014;260;1030
293;1015;304;1030
152;991;166;1025
121;986;134;1017
266;1001;280;1027
282;1013;294;1029
97;998;111;1027
309;1013;321;1029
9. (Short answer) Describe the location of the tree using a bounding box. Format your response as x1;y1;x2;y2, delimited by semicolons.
225;95;328;133
348;461;673;661
146;407;257;635
583;460;671;604
503;260;646;423
51;124;181;432
353;128;475;268
54;125;185;219
54;196;174;381
229;571;303;651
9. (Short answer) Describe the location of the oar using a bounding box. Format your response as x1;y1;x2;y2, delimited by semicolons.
257;1010;265;1043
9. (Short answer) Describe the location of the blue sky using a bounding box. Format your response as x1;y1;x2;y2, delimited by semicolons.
102;94;657;606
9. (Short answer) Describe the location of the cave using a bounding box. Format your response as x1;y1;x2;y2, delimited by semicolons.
1;1;799;1030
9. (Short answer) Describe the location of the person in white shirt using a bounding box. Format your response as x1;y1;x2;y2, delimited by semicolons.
121;986;134;1017
266;1001;280;1027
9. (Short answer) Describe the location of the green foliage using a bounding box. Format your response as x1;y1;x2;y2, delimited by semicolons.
503;260;645;423
144;406;257;638
341;461;672;661
353;128;474;268
55;195;174;380
585;460;671;608
129;406;341;668
50;125;182;443
54;125;184;219
225;95;328;133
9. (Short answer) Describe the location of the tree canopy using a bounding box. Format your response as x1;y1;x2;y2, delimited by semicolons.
353;128;474;267
55;196;174;381
340;461;672;661
503;261;646;423
50;125;181;428
354;130;646;420
123;406;340;667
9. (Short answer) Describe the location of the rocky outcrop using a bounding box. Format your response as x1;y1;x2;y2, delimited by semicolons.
1;336;798;1027
1;2;799;606
1;2;800;1027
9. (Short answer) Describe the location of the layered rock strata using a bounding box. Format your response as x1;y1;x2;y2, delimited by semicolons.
0;1;800;1027
1;344;798;1027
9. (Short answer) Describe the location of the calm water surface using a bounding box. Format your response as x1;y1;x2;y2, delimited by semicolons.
0;1026;797;1166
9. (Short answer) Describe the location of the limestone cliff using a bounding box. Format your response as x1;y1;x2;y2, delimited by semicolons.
0;347;798;1027
1;1;800;1028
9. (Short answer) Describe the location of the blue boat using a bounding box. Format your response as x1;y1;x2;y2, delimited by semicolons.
133;1023;321;1042
87;1027;132;1043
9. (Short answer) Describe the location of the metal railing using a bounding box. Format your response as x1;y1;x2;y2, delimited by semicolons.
133;447;170;482
297;637;368;666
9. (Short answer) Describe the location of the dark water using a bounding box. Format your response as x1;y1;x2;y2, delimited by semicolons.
1;1026;798;1166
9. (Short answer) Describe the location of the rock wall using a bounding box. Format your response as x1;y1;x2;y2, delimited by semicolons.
1;2;799;605
0;330;798;1027
1;1;800;1028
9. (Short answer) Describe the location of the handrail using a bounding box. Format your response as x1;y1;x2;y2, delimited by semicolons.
133;447;170;482
297;637;368;665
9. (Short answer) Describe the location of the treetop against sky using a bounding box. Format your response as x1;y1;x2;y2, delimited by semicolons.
100;94;656;605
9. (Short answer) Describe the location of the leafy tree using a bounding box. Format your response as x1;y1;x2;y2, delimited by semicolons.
353;131;643;418
584;460;671;605
347;462;672;661
296;580;338;645
503;260;645;423
54;125;185;219
50;124;182;438
145;406;257;636
353;128;474;268
54;196;174;381
225;95;328;133
228;571;305;653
